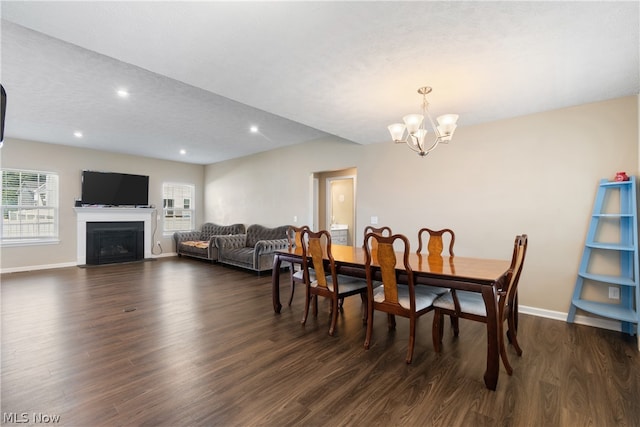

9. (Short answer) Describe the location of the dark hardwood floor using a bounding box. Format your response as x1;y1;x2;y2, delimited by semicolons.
2;257;639;426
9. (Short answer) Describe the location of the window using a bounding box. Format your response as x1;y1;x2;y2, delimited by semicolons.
1;169;59;244
162;183;194;233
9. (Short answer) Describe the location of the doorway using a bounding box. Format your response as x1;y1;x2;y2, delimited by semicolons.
312;168;357;246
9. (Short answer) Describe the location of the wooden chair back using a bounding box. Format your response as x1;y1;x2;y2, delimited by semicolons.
364;232;414;312
363;225;392;253
300;229;333;290
416;228;455;256
286;225;311;306
500;234;528;307
287;225;309;249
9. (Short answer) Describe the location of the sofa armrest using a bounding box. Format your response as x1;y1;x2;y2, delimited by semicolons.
254;238;289;255
207;233;236;248
253;238;289;271
215;234;247;250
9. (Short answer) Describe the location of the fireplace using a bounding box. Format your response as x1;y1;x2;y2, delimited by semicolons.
86;221;144;265
74;207;155;266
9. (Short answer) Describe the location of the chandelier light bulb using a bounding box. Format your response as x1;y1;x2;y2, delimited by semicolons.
388;123;406;142
403;114;424;135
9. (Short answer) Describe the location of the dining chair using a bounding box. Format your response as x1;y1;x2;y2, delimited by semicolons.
363;232;441;364
300;229;369;336
431;234;528;375
286;225;310;306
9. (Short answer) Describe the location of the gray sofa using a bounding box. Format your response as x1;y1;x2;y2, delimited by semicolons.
216;224;290;273
174;222;246;262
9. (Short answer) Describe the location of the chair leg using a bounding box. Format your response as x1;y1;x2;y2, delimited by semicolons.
288;274;296;306
312;294;318;317
507;309;523;356
406;317;416;364
450;315;459;337
360;293;368;325
301;288;311;325
328;297;339;336
432;310;443;352
364;305;374;350
498;319;514;375
387;314;396;331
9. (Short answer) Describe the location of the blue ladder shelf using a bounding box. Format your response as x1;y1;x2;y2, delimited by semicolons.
567;176;639;341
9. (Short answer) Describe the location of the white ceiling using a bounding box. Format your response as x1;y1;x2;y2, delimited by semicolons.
1;1;638;165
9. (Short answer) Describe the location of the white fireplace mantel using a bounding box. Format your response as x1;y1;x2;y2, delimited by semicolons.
75;207;156;265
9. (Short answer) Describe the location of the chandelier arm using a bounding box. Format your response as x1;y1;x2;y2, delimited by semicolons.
422;137;440;154
404;139;424;155
423;107;443;140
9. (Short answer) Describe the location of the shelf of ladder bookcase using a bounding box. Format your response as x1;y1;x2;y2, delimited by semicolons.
578;272;636;287
586;242;635;251
572;299;638;323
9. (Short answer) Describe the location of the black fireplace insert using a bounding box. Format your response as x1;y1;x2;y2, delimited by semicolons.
86;221;144;265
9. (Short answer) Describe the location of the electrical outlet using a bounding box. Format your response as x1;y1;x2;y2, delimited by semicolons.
157;241;161;247
371;216;378;225
608;286;620;299
293;215;297;223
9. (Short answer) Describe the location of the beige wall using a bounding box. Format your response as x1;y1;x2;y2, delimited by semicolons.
205;95;639;316
0;140;204;271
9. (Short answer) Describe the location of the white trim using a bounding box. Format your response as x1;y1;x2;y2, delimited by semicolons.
0;239;60;247
520;305;623;332
1;261;77;274
0;252;178;274
152;252;177;259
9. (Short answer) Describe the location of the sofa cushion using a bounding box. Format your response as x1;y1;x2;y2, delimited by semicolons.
181;241;209;249
223;248;255;266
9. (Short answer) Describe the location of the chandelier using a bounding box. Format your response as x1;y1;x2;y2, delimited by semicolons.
388;86;459;157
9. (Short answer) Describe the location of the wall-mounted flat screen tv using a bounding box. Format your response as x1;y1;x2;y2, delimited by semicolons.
81;171;149;206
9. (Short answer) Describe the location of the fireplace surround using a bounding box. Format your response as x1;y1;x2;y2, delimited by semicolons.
74;207;155;265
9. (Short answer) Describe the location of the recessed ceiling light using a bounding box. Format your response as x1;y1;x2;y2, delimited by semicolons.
250;125;259;133
74;131;83;138
179;149;186;155
117;89;129;98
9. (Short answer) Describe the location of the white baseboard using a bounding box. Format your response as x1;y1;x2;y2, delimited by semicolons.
1;261;78;274
520;305;623;332
0;252;178;274
152;252;177;259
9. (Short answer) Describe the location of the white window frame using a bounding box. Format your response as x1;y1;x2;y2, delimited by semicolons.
162;182;195;234
1;168;59;246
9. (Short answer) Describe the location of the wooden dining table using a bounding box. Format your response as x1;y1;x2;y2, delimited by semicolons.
271;244;512;391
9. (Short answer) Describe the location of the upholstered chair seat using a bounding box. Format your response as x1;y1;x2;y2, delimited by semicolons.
373;285;440;311
432;290;487;317
309;274;369;294
292;268;317;283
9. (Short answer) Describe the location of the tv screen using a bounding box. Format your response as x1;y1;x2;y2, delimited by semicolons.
1;84;6;144
81;171;149;206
